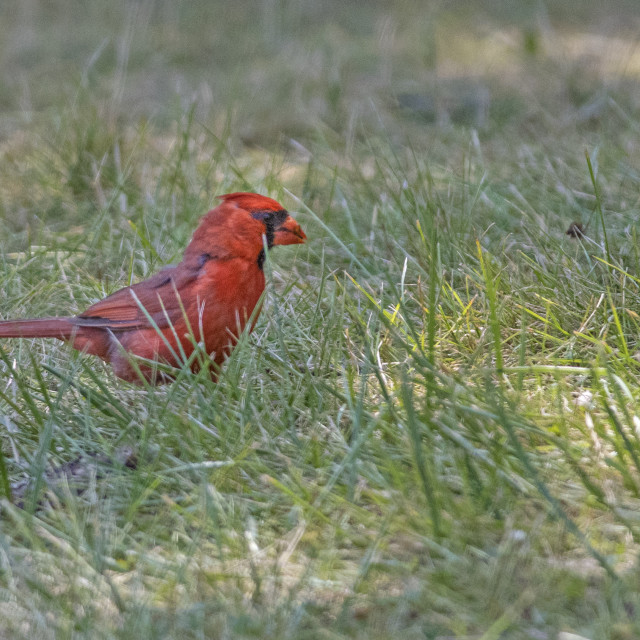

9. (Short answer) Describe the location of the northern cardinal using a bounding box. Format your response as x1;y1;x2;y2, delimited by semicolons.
0;192;306;383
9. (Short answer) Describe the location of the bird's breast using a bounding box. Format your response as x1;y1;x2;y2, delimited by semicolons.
195;258;266;353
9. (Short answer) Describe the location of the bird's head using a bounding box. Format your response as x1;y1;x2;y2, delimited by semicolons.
218;193;306;248
184;192;306;268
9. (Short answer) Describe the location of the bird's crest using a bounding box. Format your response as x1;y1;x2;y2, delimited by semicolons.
218;192;285;213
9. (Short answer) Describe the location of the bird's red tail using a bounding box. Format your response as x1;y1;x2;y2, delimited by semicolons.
0;317;75;339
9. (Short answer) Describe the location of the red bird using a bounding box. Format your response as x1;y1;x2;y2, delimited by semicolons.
0;193;306;383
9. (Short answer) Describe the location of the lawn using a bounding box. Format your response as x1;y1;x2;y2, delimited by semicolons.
1;1;640;638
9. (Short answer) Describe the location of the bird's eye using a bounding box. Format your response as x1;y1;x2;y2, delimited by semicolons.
250;209;288;226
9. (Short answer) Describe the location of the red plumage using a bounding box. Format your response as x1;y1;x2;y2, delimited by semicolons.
0;193;306;383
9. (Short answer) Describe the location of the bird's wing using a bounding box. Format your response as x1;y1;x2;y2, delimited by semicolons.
73;264;200;332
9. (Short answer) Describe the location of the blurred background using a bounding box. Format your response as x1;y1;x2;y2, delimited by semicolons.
1;0;639;144
1;0;639;256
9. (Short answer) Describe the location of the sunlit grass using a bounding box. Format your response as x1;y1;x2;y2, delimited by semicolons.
1;1;640;639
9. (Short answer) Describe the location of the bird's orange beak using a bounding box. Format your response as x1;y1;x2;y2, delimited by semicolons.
273;215;306;246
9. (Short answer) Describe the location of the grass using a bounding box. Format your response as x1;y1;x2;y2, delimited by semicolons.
1;1;640;638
